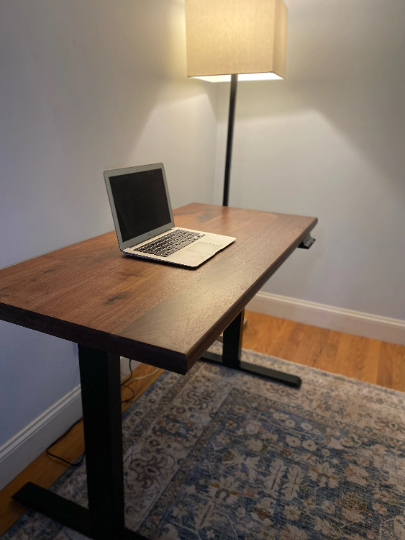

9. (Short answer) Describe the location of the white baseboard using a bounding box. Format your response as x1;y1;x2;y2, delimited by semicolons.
247;292;405;346
0;385;82;491
0;359;144;491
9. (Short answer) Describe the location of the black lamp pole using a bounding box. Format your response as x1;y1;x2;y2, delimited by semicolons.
222;74;239;207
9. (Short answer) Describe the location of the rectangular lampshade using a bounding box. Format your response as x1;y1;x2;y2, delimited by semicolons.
185;0;288;81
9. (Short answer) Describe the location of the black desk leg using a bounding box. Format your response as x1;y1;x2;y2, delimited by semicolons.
13;345;147;540
201;310;302;388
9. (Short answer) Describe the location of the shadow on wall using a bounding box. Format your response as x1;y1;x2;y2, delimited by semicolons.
234;0;405;189
0;0;217;270
212;0;405;318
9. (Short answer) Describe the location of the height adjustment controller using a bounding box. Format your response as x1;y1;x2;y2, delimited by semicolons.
298;234;316;249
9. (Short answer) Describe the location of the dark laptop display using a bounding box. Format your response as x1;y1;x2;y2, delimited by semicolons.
109;169;171;242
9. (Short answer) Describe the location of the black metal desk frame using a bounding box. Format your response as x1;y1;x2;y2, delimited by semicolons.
12;236;315;538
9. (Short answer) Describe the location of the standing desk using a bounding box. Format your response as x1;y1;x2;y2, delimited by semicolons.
0;203;317;540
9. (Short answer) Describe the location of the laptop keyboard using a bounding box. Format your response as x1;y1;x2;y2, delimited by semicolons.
136;229;205;258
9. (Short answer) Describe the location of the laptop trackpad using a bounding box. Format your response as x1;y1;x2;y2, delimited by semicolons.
187;242;218;255
170;242;219;266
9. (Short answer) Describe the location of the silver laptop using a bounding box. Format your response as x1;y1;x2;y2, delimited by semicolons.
104;164;235;268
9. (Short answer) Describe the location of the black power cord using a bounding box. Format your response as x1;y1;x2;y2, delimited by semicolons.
120;358;136;403
46;359;158;467
46;417;85;467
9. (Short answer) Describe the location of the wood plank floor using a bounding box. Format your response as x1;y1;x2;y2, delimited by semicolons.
1;311;404;536
242;311;405;390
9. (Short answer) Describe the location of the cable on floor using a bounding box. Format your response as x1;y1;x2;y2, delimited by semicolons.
120;358;158;403
46;418;85;467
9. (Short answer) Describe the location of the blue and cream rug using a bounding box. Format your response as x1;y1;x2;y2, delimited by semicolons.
4;345;405;540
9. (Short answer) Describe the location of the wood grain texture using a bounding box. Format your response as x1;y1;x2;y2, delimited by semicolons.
0;204;317;373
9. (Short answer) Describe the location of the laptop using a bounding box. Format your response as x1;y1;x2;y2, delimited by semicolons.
104;163;235;268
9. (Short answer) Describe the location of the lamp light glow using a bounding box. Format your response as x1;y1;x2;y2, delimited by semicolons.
185;0;288;208
185;0;288;81
192;73;284;83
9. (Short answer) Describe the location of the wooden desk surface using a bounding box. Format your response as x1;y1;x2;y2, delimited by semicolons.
0;204;317;374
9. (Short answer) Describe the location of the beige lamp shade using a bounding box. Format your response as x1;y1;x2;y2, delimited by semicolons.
185;0;288;82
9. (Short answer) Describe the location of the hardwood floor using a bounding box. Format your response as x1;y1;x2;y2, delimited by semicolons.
1;311;404;536
242;311;405;390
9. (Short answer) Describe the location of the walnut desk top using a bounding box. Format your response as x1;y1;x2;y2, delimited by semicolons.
0;203;317;374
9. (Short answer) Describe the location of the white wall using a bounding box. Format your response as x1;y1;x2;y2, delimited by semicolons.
0;0;217;453
215;0;405;321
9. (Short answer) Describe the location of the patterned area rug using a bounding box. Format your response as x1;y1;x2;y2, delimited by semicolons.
4;345;405;540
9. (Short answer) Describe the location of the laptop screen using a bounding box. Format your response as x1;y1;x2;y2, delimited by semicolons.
109;168;172;242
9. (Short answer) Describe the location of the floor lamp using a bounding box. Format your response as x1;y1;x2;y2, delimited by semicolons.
185;0;288;337
185;0;288;206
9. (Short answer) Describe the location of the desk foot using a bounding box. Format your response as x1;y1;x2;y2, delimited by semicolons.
12;346;150;540
13;482;147;540
201;351;302;388
200;310;302;389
